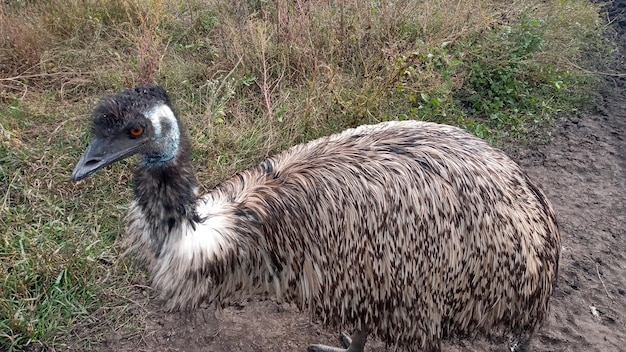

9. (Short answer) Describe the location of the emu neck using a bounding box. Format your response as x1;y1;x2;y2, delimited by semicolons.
132;133;199;255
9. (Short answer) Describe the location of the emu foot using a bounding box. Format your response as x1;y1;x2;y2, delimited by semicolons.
307;330;368;352
509;333;531;352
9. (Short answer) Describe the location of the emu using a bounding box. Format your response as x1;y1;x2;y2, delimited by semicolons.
72;85;560;352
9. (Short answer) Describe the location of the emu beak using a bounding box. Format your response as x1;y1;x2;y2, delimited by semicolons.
71;138;141;181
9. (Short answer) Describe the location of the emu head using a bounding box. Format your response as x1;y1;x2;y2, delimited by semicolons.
72;85;181;181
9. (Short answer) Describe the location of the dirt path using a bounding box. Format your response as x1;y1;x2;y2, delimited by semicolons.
77;2;626;351
514;75;626;351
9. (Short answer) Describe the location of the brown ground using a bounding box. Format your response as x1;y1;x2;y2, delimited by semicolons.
73;2;626;351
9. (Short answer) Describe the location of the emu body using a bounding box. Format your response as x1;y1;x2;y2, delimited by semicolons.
72;85;561;352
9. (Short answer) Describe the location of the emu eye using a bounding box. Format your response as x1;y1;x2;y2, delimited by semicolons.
129;127;144;136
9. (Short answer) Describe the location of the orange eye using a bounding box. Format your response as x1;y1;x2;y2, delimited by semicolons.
129;127;144;136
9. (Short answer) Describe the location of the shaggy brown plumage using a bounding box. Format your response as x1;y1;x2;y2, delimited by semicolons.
72;85;561;352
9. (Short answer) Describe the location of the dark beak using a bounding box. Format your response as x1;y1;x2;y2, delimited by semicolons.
71;138;142;181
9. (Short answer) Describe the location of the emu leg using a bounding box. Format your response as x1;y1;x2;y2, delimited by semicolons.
307;330;368;352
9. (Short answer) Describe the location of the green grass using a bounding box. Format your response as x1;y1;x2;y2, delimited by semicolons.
0;0;606;350
0;101;127;350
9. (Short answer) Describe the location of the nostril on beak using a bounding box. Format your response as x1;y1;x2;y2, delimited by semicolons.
84;159;102;167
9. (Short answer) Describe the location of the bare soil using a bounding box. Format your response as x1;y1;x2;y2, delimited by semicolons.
71;2;626;351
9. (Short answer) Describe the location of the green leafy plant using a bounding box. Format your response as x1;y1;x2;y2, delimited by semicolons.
456;15;595;139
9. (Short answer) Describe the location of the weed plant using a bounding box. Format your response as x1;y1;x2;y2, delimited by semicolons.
0;0;605;350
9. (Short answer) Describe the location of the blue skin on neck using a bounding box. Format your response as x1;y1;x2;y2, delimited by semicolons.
142;136;179;167
142;152;176;167
142;121;180;168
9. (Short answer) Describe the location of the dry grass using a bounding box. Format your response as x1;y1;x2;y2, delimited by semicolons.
0;0;605;350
